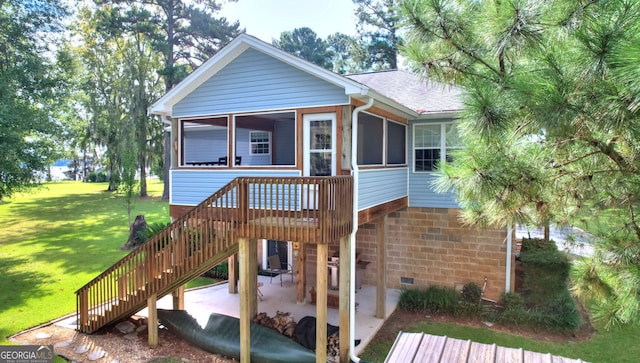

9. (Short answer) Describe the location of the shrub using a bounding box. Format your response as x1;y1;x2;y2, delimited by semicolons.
424;286;460;313
96;172;108;182
204;262;229;280
398;286;460;314
88;172;97;182
460;282;483;304
500;292;525;310
496;292;529;326
520;237;556;253
398;289;428;312
520;246;570;307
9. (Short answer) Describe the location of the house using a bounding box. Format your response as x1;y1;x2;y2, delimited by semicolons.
75;34;513;363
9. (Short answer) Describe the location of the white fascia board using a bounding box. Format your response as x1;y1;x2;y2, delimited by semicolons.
415;111;461;119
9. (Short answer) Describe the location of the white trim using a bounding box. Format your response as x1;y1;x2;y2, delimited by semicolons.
249;130;271;156
412;121;459;173
303;112;337;177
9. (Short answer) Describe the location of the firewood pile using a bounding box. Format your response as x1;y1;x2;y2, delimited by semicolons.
253;311;296;337
253;311;340;361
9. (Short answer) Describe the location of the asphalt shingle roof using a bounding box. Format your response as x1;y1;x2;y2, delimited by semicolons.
346;70;463;115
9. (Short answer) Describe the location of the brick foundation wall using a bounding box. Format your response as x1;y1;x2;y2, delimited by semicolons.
358;207;510;301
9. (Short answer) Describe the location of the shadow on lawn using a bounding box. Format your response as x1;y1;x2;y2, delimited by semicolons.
0;256;49;339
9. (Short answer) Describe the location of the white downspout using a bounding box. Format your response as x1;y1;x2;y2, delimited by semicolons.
505;224;513;292
350;97;374;363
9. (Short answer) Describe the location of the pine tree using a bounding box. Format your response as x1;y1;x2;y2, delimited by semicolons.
400;0;640;328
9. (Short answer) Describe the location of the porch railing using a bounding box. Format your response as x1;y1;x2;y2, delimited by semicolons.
76;176;353;333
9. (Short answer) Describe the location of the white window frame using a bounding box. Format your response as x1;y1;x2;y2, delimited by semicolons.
249;130;271;156
413;122;461;173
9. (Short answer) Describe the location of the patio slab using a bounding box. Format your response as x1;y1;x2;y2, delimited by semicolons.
132;275;401;355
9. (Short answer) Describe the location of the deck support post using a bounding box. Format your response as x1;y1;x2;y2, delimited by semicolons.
315;243;328;363
376;215;387;319
147;293;158;348
338;235;351;363
172;286;184;310
239;237;257;363
295;242;306;303
228;253;239;294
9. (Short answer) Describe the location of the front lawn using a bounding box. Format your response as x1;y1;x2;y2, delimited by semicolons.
0;180;169;344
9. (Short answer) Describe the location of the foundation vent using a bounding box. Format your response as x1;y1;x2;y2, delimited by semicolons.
400;277;414;285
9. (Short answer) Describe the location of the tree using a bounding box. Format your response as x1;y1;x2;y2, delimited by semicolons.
94;0;243;199
400;0;640;328
327;32;366;74
273;27;334;70
353;0;403;70
0;1;69;200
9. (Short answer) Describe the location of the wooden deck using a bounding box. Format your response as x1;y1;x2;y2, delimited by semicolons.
76;176;353;334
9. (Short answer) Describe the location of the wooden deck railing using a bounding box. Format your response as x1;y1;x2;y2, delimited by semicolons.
76;176;353;333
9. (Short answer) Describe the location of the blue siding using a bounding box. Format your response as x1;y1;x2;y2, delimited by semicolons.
184;129;227;163
408;119;459;208
358;168;408;211
173;48;349;117
171;169;301;205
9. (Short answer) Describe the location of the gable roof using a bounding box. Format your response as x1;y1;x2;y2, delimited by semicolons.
148;33;460;119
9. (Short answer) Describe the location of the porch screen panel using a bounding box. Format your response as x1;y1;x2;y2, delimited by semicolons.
357;113;383;165
387;121;406;165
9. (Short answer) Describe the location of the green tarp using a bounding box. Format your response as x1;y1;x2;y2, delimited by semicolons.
157;309;318;363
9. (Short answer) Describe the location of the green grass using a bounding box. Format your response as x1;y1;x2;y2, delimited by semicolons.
0;180;169;344
361;315;640;363
185;277;220;289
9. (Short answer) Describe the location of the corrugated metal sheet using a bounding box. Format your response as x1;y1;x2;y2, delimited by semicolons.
385;332;588;363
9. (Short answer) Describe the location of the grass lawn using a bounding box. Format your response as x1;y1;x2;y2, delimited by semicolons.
0;180;169;344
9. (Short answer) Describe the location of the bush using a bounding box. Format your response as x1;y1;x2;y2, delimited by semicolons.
520;237;556;253
500;292;525;310
520;246;571;307
88;172;97;182
398;289;428;312
460;282;483;304
398;286;460;314
96;172;107;182
204;262;229;280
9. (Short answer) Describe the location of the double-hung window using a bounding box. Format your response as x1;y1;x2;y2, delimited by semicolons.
250;131;271;155
414;123;461;172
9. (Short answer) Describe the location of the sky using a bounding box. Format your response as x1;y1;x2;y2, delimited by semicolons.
218;0;358;43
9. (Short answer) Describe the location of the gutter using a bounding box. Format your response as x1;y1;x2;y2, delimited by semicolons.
349;97;374;363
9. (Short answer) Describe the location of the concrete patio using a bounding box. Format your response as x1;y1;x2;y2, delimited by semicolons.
130;274;400;356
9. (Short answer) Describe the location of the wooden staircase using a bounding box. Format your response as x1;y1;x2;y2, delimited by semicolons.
76;176;353;334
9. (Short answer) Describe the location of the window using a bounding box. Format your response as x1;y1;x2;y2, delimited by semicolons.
250;131;271;155
414;122;461;172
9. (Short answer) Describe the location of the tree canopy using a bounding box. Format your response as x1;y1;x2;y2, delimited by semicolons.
400;0;640;328
0;0;69;200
